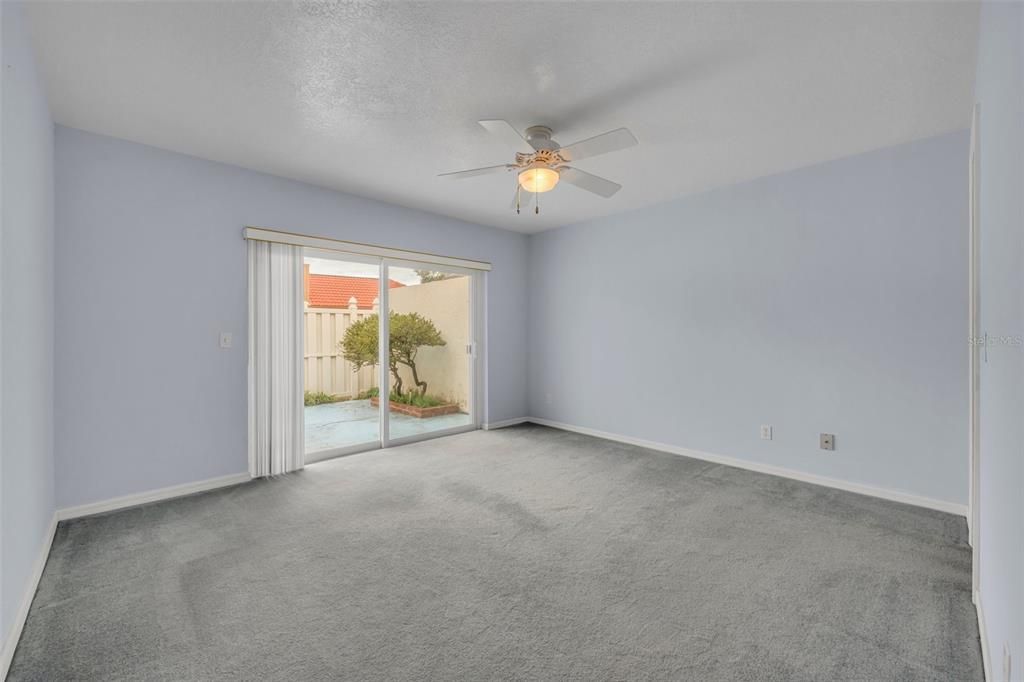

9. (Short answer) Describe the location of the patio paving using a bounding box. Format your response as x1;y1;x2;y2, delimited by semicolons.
305;399;472;453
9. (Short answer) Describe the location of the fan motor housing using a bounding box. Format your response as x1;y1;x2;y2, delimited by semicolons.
525;125;559;151
515;126;567;168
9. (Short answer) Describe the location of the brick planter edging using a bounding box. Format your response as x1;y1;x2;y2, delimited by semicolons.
369;396;462;419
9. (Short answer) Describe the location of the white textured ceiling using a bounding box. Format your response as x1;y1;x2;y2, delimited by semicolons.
27;1;978;233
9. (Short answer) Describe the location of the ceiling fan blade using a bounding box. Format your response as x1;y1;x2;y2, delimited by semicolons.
558;167;622;198
438;164;514;179
556;127;638;162
478;119;534;153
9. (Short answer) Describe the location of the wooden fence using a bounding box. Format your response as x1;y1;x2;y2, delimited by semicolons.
303;299;378;397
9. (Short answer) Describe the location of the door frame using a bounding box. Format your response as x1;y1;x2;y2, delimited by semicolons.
968;102;981;600
302;248;485;462
380;257;484;449
303;248;388;464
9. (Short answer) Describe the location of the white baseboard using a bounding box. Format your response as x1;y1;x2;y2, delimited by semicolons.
975;590;992;681
483;416;531;430
1;512;58;680
56;472;251;521
527;418;967;517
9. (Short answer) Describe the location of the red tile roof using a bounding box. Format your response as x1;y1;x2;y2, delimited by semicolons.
306;273;404;309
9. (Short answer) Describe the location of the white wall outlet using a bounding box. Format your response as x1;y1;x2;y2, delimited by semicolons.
219;332;233;349
820;433;835;450
760;424;773;440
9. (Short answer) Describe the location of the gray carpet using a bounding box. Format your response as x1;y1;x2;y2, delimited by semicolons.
9;425;982;681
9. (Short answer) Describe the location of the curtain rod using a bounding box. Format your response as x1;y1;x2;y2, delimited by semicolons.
242;226;492;272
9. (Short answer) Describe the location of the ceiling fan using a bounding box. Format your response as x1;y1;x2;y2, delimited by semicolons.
439;120;638;214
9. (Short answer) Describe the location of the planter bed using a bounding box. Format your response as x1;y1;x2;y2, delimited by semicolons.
369;396;462;418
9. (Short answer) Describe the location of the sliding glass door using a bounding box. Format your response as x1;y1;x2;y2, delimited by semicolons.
383;262;475;443
302;250;480;463
303;250;383;462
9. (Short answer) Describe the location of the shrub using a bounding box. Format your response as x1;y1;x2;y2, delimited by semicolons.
356;386;448;408
387;391;447;408
304;391;345;406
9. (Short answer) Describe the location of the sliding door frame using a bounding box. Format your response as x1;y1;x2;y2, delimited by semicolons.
303;248;387;464
380;258;484;449
296;245;485;462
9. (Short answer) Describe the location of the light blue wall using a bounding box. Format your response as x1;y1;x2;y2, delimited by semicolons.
528;131;969;506
974;0;1024;672
1;1;56;646
54;127;528;508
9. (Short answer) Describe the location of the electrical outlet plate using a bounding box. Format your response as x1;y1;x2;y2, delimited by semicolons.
760;424;773;440
820;433;835;450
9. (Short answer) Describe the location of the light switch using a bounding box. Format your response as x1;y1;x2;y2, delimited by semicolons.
219;332;233;349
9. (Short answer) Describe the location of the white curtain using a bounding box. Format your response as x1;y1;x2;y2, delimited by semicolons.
248;240;304;477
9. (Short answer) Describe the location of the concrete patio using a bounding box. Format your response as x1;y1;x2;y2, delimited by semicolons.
305;399;472;453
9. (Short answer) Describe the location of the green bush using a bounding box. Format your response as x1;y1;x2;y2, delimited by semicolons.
388;392;447;408
356;386;448;408
304;391;345;406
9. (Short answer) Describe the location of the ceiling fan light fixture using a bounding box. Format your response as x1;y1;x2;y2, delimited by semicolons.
440;120;636;207
518;164;559;193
